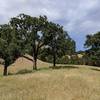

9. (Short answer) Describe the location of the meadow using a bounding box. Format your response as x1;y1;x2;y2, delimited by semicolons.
0;55;100;100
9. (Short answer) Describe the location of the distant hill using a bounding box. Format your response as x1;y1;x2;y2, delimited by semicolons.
0;54;51;74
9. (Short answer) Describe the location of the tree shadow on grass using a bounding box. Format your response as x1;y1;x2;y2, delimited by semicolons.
37;67;51;71
90;68;100;71
8;67;51;76
37;65;79;71
49;65;79;69
8;69;35;76
8;65;79;76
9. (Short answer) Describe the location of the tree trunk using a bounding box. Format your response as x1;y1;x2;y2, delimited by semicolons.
53;53;56;67
3;65;8;76
32;42;39;70
33;58;37;70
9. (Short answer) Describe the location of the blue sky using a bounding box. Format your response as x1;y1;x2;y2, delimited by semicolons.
0;0;100;51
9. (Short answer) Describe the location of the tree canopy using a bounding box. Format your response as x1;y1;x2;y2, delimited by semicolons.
0;24;22;75
0;13;76;75
84;32;100;66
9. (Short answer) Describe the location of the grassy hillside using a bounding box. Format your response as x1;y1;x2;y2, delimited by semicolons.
0;54;51;75
0;55;100;100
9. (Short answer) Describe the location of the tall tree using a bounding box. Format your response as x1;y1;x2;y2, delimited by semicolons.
10;14;51;70
0;24;22;75
45;22;73;67
84;32;100;66
38;31;76;64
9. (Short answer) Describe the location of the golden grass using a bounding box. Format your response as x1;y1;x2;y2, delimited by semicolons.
0;54;51;75
0;55;100;100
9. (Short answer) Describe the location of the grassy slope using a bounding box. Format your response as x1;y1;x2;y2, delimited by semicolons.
0;54;51;75
0;55;100;100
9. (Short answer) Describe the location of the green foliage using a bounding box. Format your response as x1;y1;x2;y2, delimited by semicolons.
0;13;76;75
0;25;15;66
84;32;100;66
10;13;76;68
38;29;76;65
10;14;52;70
0;24;24;75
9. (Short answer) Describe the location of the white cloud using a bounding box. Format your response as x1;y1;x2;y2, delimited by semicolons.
0;0;100;50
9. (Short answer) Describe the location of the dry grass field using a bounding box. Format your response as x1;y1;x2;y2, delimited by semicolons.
0;55;100;100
